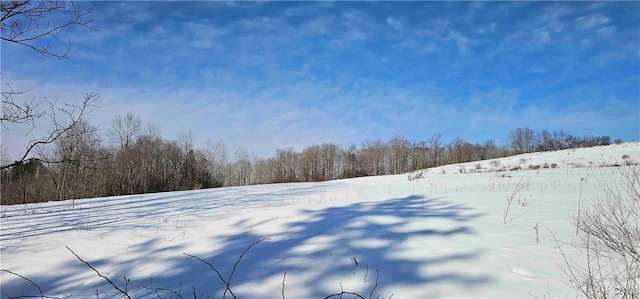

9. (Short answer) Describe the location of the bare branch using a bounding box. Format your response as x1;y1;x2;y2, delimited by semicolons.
182;253;228;293
323;291;366;299
143;286;184;299
65;246;132;299
1;93;98;170
1;0;94;59
369;269;379;299
184;238;269;299
1;84;41;126
226;237;269;297
1;269;44;298
0;269;68;299
281;272;286;299
322;268;382;299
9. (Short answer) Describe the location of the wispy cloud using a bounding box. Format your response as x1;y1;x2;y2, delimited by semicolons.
531;28;552;46
446;30;471;53
576;13;611;30
597;26;616;36
2;2;639;160
386;17;403;31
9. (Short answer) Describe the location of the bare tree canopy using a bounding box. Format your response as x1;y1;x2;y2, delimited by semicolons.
108;113;142;149
1;0;96;170
1;93;98;170
1;0;93;59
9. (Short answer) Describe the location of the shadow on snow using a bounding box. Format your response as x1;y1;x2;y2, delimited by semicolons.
2;190;491;298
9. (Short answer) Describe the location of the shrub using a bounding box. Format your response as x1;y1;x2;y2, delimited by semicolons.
560;166;640;298
408;171;424;181
489;160;501;167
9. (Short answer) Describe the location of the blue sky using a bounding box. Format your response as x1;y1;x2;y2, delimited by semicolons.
2;1;639;159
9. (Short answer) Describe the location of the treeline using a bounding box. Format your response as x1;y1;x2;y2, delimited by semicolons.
1;113;617;205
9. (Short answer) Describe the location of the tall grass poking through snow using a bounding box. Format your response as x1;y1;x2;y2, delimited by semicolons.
503;176;527;225
561;166;640;298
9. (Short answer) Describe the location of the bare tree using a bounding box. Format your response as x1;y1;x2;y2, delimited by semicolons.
388;136;410;174
360;140;388;176
509;127;537;154
49;119;102;202
320;143;340;180
341;144;362;179
177;130;195;155
1;0;95;170
228;148;252;186
274;147;299;183
428;133;442;167
204;140;228;187
108;113;142;149
1;93;98;170
1;0;93;59
300;144;321;182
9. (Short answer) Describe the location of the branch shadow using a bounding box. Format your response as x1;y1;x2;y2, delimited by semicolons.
2;190;493;298
139;195;491;298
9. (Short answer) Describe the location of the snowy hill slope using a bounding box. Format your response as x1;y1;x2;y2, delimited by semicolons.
415;141;640;176
1;142;639;298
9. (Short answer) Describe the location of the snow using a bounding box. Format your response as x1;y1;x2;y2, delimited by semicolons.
2;142;639;298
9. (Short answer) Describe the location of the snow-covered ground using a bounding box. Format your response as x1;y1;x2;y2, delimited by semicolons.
2;142;639;298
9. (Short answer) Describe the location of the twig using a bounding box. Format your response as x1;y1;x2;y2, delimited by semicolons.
540;225;584;297
226;237;269;298
0;269;64;299
369;269;379;299
576;177;585;236
323;268;382;299
65;246;132;299
182;253;229;296
364;264;369;283
143;286;184;299
281;272;287;299
323;291;366;299
184;238;269;299
503;176;526;224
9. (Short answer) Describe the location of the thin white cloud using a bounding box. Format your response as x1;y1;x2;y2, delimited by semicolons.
300;15;335;36
532;28;551;46
446;31;470;53
386;17;403;31
4;1;639;159
576;13;611;30
597;26;616;36
184;22;223;49
540;3;574;23
478;22;497;34
336;10;374;44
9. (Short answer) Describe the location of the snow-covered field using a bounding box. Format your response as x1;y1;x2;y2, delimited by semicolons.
2;142;639;298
